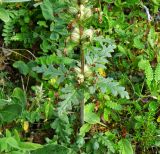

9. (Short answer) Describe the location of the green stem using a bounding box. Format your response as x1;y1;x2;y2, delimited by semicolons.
78;0;84;126
79;26;85;126
80;41;84;126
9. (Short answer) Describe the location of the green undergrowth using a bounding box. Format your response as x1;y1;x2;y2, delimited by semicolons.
0;0;160;153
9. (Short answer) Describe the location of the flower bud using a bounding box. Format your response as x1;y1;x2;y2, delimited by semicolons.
83;29;94;41
68;6;78;15
81;0;88;4
80;5;92;21
84;65;92;77
77;74;84;83
71;28;80;43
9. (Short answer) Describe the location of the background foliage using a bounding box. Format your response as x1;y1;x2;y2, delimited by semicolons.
0;0;160;153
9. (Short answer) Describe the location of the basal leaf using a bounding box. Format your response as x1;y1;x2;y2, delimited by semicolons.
118;139;134;154
19;142;43;150
12;88;27;108
13;61;29;76
31;144;76;154
0;104;22;123
6;137;20;149
0;99;11;108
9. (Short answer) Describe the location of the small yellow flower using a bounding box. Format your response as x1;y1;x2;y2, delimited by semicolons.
23;121;29;133
98;68;106;77
157;116;160;123
49;78;57;86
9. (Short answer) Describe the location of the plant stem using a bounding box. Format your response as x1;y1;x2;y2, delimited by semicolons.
79;24;85;125
80;44;84;125
78;0;84;126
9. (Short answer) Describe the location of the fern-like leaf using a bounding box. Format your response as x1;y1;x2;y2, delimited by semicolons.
58;85;82;115
97;77;129;99
145;61;153;87
106;101;122;111
2;11;18;45
33;64;67;82
155;63;160;83
50;113;73;143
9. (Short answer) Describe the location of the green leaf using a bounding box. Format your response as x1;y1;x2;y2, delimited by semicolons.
31;144;76;154
155;63;160;83
12;88;27;108
36;55;76;65
50;32;59;41
0;99;11;108
50;114;72;143
40;40;51;53
106;101;122;110
13;61;29;76
0;138;8;151
44;102;50;120
118;139;134;154
145;61;153;87
58;85;79;115
6;137;20;149
97;77;129;99
40;0;53;20
2;0;31;2
125;0;140;5
151;0;159;5
33;65;66;81
13;129;21;142
0;8;10;22
84;103;106;126
138;59;148;70
10;151;23;154
79;123;91;137
104;108;110;121
3;137;42;151
118;45;127;55
149;101;158;112
148;27;157;48
133;36;144;49
6;129;12;137
0;104;22;123
19;142;43;150
37;21;48;28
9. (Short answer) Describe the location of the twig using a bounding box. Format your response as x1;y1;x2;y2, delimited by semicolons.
141;4;152;22
0;47;36;59
21;76;26;92
13;49;36;59
25;76;30;92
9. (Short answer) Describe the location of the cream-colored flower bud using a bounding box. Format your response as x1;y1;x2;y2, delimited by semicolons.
83;29;94;41
80;5;92;20
75;65;92;81
80;5;85;18
84;7;92;19
68;6;78;15
75;66;81;74
81;0;88;4
77;74;84;83
71;28;80;43
84;65;92;77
